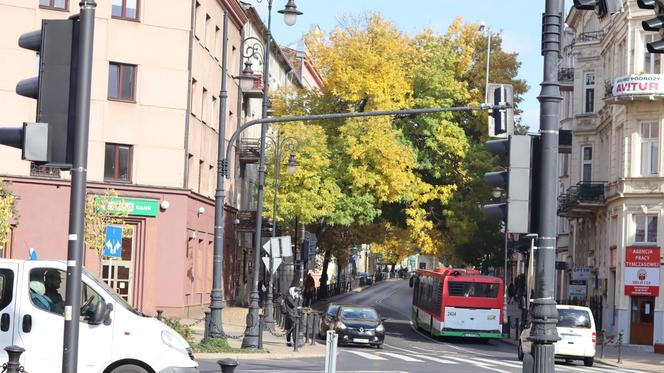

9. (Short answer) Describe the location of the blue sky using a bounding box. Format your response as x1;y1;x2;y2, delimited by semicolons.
259;0;546;130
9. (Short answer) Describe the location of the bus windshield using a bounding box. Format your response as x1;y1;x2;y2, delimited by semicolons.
448;281;499;298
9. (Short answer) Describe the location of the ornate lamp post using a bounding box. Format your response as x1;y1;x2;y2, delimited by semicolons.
238;0;303;350
263;128;299;326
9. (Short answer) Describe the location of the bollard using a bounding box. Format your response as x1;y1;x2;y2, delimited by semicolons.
156;309;163;321
506;316;511;338
324;331;338;373
294;313;300;352
4;345;25;373
217;358;239;373
600;329;605;359
311;313;318;345
203;311;211;344
617;331;623;364
304;313;310;344
258;314;264;350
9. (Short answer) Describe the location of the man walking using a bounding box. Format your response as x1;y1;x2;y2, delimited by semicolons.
282;280;302;347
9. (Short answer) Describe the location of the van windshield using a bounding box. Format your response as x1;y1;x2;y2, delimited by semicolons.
83;268;143;317
557;309;591;328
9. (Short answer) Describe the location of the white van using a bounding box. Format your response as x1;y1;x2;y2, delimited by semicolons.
0;259;199;373
518;304;596;367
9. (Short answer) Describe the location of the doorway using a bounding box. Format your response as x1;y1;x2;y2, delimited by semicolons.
630;296;655;345
101;225;136;304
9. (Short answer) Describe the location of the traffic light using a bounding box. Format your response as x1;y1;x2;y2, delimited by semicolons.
483;135;533;234
487;83;514;138
573;0;622;16
573;0;598;10
16;19;79;167
639;1;664;53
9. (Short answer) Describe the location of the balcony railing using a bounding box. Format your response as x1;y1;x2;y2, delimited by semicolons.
575;30;606;43
558;67;574;82
238;138;260;164
558;181;606;217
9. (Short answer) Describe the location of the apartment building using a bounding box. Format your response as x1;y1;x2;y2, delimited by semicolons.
0;0;249;317
559;2;664;347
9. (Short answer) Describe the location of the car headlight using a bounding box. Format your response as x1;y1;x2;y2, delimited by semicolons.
161;330;189;355
336;322;347;330
376;324;384;332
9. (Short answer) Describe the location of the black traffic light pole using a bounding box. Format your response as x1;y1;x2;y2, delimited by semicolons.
526;0;561;372
62;2;96;373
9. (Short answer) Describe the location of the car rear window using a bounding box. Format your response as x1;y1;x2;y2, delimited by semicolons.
448;281;499;298
327;304;340;316
557;309;591;328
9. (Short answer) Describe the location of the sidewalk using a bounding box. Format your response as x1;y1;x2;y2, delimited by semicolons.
594;344;664;373
181;306;326;360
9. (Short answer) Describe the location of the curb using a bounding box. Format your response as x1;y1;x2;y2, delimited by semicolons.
594;358;661;373
196;347;326;361
499;337;518;347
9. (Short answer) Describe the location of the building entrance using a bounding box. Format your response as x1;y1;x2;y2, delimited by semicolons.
630;296;654;345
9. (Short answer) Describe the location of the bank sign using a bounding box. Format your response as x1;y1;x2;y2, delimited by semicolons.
96;197;159;217
624;247;660;297
613;75;664;97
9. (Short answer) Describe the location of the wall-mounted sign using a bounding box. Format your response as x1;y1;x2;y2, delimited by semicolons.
571;266;592;281
624;247;660;297
569;280;587;297
96;197;159;217
613;75;664;97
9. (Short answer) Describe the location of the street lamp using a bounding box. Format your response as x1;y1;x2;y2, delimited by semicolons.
239;0;303;350
479;22;491;103
262;128;299;327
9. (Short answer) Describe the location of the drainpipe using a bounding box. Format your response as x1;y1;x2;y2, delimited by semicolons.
183;0;196;189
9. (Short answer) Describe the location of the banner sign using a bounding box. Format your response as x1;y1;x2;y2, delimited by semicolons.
624;247;660;297
613;75;664;97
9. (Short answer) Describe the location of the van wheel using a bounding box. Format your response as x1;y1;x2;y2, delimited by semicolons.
517;341;524;361
583;357;594;367
110;365;149;373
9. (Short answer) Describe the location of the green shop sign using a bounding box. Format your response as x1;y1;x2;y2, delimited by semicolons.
96;197;159;217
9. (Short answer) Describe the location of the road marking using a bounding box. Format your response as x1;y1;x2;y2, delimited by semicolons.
444;355;512;373
378;352;423;362
416;355;459;364
472;357;522;368
345;350;387;360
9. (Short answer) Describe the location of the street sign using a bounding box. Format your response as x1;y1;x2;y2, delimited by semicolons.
263;236;293;258
104;225;123;258
262;257;282;274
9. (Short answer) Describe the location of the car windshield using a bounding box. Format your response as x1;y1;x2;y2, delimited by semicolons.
340;307;378;320
448;281;499;298
557;309;591;328
327;304;340;316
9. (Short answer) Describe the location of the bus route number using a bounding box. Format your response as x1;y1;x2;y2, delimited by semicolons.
447;311;456;317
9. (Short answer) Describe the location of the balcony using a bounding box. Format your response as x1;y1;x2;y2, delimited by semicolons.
558;181;606;217
558;68;574;91
238;138;260;164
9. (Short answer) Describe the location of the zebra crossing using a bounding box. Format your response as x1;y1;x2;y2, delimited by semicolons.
341;349;648;373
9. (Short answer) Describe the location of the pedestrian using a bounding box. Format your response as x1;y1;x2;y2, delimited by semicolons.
281;279;303;347
303;272;315;307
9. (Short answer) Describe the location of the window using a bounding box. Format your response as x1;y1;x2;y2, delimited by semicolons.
202;87;209;124
557;309;591;329
640;121;659;176
198;160;205;193
0;269;14;311
108;63;136;101
39;0;67;10
205;14;212;50
583;71;595;113
28;268;104;323
448;281;499;298
112;0;139;21
634;215;658;243
581;146;593;182
644;34;661;74
559;153;569;177
104;143;132;182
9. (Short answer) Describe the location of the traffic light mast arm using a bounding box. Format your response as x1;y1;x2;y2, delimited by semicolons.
223;103;510;174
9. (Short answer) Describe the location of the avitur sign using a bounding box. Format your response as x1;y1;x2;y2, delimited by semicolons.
613;74;664;97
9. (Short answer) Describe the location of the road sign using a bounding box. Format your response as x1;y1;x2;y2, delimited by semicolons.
104;225;123;258
264;236;293;258
262;257;283;274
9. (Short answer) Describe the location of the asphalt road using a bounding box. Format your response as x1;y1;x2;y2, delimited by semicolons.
198;279;648;373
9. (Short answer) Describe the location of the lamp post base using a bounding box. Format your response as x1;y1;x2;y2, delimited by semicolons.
241;293;261;349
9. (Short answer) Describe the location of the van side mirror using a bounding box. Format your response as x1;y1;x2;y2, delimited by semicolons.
87;298;107;325
103;303;113;326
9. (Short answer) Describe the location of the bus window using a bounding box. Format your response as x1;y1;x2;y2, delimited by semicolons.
448;281;499;298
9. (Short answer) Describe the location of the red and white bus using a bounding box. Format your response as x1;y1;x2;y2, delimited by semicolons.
411;267;504;339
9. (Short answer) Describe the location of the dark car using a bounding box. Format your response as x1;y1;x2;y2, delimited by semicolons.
319;303;342;338
327;305;385;348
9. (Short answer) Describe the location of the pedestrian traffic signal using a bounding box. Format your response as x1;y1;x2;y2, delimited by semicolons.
483;135;533;234
16;19;79;167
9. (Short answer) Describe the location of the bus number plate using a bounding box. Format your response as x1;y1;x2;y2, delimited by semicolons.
464;332;480;337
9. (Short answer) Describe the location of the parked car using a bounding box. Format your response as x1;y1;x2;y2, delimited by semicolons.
0;259;198;373
323;305;385;348
357;272;373;286
518;305;596;367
